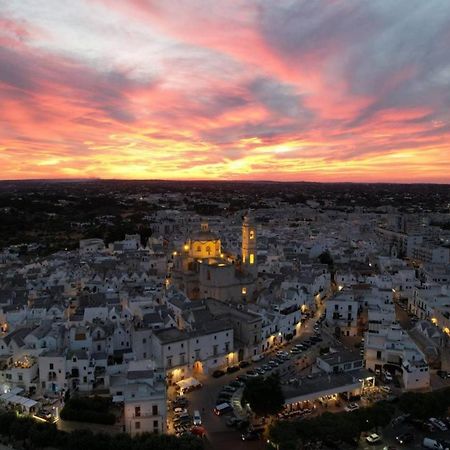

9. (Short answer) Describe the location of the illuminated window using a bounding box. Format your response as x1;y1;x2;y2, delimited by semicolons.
196;246;201;252
250;254;254;264
249;230;255;239
242;287;247;295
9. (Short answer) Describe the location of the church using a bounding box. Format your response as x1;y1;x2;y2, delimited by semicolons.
169;212;257;303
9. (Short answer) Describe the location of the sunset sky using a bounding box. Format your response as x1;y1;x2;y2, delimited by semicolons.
1;1;450;182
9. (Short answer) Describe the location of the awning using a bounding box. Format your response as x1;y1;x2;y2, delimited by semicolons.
176;377;201;390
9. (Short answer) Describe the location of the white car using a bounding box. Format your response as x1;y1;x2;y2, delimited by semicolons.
193;410;202;426
344;402;359;412
429;417;448;431
383;371;393;382
366;433;382;445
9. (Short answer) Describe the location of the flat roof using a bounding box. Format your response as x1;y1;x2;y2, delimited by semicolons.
318;351;362;366
283;369;372;404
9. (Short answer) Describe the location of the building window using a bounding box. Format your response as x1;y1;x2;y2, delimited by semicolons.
250;230;254;239
180;354;186;365
167;357;172;368
153;419;159;429
213;345;218;356
249;254;254;264
152;405;158;415
376;351;382;360
135;421;140;430
225;342;230;352
50;363;54;370
135;406;141;417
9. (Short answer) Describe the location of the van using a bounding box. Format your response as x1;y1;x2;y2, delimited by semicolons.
214;402;233;416
193;410;202;425
422;437;447;450
251;354;264;362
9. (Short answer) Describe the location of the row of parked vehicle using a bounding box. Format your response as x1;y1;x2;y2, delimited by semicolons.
215;379;244;405
212;360;251;378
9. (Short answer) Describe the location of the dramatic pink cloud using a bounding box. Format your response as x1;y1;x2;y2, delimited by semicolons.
0;0;449;182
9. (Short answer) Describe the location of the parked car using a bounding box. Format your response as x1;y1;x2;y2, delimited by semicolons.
380;385;391;394
193;410;202;426
366;433;382;445
226;416;240;427
344;402;359;412
241;430;260;441
229;380;244;388
251;354;264;362
212;369;226;378
239;360;250;368
214;403;233;416
246;370;259;377
395;432;413;445
222;385;237;393
227;365;240;374
422;437;446;449
217;392;233;402
235;375;248;383
383;370;393;382
429;417;448;431
437;370;448;379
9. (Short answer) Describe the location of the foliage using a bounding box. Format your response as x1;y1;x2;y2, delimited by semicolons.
398;388;450;419
242;373;285;417
268;396;397;449
60;396;116;425
0;411;203;450
318;251;333;267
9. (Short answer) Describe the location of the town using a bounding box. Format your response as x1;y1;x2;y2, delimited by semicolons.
1;181;449;450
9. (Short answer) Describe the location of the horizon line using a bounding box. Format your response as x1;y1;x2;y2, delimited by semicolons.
0;177;449;186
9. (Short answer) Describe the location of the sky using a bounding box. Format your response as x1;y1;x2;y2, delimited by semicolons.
1;0;450;183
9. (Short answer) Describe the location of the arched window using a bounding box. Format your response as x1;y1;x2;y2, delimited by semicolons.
206;246;211;255
196;246;201;252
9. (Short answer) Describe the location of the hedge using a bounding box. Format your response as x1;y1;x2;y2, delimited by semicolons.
0;411;203;450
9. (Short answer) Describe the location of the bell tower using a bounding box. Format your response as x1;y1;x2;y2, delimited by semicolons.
242;210;257;278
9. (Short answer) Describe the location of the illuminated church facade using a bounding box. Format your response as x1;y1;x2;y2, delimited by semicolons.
170;212;257;303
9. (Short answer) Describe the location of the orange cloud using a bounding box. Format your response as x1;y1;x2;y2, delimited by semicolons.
0;1;449;182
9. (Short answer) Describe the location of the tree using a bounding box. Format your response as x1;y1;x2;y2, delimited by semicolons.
318;250;333;267
242;373;285;417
